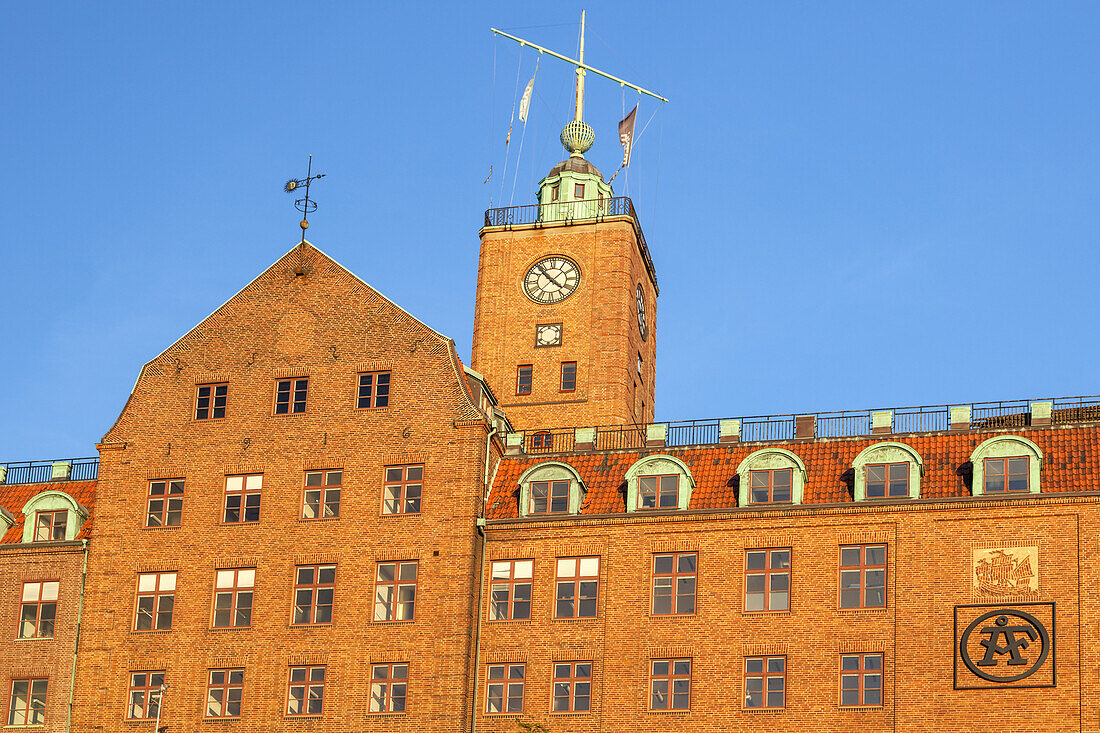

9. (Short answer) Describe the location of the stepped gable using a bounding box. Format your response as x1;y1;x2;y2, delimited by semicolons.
0;480;97;543
486;425;1100;519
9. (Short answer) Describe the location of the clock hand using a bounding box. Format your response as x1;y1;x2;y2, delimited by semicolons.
536;264;565;289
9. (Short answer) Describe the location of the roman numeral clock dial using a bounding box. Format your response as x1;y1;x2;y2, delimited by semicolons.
523;256;580;304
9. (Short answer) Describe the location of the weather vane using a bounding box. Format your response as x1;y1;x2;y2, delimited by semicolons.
284;154;326;243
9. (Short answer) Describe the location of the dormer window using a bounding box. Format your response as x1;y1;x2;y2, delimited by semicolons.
984;456;1029;493
638;475;679;510
21;490;90;543
852;442;923;501
625;456;695;512
969;435;1042;496
736;449;807;506
34;510;68;541
518;462;586;517
530;480;569;514
749;469;792;504
866;464;909;498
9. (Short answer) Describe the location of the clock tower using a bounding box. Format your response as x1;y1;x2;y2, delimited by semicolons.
471;123;657;433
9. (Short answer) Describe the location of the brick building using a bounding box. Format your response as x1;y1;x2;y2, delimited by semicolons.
2;28;1099;733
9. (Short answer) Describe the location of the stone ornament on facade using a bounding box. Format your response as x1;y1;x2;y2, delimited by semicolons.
972;546;1038;597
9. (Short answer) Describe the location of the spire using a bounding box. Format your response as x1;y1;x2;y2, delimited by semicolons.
560;10;595;157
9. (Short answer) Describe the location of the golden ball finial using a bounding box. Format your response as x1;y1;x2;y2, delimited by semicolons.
300;219;309;230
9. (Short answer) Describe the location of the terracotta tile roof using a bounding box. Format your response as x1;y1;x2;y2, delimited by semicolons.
0;480;97;544
486;426;1100;520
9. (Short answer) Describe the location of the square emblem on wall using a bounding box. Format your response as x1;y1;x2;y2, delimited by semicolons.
972;546;1038;598
534;323;562;348
954;602;1055;689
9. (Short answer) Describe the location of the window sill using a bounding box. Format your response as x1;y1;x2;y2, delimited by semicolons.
201;716;242;723
742;610;791;617
298;517;341;523
741;707;785;714
482;713;523;718
838;607;889;614
839;705;885;711
217;522;262;527
485;619;533;625
646;708;691;714
283;714;323;720
549;711;592;716
13;636;53;642
210;626;252;631
290;623;333;629
371;619;416;625
4;726;46;729
131;629;174;635
648;613;697;620
141;525;181;530
366;712;406;717
552;615;599;622
378;513;424;519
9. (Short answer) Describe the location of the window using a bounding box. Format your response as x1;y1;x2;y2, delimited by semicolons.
357;371;391;409
984;456;1029;493
750;468;792;503
293;565;335;625
19;581;58;638
128;671;164;719
639;475;679;509
555;557;599;618
489;560;532;620
205;669;243;718
213;568;254;627
146;479;184;527
374;561;417;621
33;511;67;542
135;572;176;631
223;474;261;523
552;662;591;712
840;653;882;706
302;470;341;519
575;183;585;199
274;377;308;414
866;463;909;498
369;663;407;713
560;362;577;392
8;679;47;726
744;657;785;708
383;465;422;515
195;383;227;420
486;664;524;714
516;365;532;395
652;552;696;615
530;480;568;514
744;548;790;612
650;658;690;710
840;545;887;609
551;185;560;202
287;666;325;716
530;432;553;451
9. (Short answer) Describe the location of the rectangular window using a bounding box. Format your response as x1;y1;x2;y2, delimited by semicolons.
293;565;335;625
516;365;533;395
195;383;228;420
275;377;308;414
146;479;184;527
19;581;58;639
489;560;533;620
302;470;341;520
652;552;696;615
128;671;164;719
984;456;1029;492
485;664;524;714
205;669;243;718
134;572;176;631
213;568;254;627
369;663;408;713
555;557;599;618
551;185;560;202
383;465;423;515
574;183;585;199
840;653;883;706
560;362;577;392
840;545;887;608
866;463;908;498
530;480;569;514
744;656;785;708
750;468;792;503
223;474;262;523
374;561;417;621
357;371;391;409
639;475;679;509
650;658;690;710
744;548;791;612
552;661;591;712
8;679;47;726
287;666;325;716
33;511;67;542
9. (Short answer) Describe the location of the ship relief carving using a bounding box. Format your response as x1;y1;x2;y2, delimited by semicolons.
972;546;1038;598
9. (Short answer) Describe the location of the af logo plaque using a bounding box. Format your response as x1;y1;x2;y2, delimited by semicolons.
954;602;1055;689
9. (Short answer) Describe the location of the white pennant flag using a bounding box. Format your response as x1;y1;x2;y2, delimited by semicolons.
518;74;535;123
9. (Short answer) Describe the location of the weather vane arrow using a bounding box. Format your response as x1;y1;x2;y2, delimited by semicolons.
285;154;325;243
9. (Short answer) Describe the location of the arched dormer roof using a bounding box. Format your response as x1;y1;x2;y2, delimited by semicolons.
21;490;90;543
852;441;924;501
624;454;695;512
970;435;1043;496
736;448;807;506
517;461;586;517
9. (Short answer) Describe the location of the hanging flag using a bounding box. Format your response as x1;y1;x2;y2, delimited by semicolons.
518;74;535;123
618;105;638;167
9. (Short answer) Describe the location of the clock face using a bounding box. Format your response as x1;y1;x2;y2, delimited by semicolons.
523;256;580;304
636;284;647;340
535;324;562;347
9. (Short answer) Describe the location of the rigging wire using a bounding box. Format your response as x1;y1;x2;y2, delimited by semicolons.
498;49;524;204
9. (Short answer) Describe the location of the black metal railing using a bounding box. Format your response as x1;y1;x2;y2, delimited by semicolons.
1;458;99;485
510;394;1100;454
483;196;657;288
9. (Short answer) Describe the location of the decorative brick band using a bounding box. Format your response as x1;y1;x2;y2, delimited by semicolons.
837;529;893;544
375;549;420;561
146;465;185;479
382;452;427;466
302;457;345;470
742;643;789;656
223;463;264;475
194;373;230;385
649;645;694;659
356;362;393;373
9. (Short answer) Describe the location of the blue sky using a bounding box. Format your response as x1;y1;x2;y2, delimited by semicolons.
3;2;1099;459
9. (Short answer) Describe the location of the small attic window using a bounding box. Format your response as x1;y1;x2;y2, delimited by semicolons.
551;185;560;202
575;183;585;199
518;462;586;517
21;490;89;543
624;455;695;512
